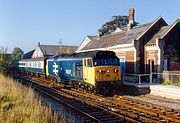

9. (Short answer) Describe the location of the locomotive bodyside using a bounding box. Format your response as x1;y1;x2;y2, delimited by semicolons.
47;58;83;84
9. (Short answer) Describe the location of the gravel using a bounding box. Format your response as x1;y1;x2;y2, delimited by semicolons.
125;94;180;109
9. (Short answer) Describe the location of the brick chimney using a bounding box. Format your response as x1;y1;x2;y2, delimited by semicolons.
127;8;135;31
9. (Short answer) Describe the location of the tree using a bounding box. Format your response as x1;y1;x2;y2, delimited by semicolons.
98;15;139;36
66;47;73;54
0;46;11;72
0;46;8;53
58;46;73;54
11;47;23;61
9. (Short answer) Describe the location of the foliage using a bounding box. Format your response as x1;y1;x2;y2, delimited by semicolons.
0;46;8;53
0;46;11;72
0;74;61;123
98;16;139;36
59;46;73;54
176;19;180;23
161;80;171;85
11;47;23;61
0;54;11;72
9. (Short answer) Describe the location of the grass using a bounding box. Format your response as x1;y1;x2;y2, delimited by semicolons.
0;74;63;123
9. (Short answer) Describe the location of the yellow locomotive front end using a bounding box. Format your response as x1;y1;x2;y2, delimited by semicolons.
83;51;121;95
95;66;120;83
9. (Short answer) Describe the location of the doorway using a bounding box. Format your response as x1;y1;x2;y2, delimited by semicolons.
119;58;126;73
148;59;154;73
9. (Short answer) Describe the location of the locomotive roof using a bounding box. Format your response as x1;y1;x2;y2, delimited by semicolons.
51;50;116;59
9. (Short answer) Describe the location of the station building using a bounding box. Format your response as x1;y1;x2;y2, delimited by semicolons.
77;8;180;74
23;42;78;59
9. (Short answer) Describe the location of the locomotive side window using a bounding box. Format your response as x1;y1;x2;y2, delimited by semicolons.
75;63;83;78
87;59;93;67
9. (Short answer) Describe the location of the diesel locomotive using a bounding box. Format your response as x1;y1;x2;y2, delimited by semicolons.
18;50;121;94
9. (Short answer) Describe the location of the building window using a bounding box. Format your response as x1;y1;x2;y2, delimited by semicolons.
163;57;168;71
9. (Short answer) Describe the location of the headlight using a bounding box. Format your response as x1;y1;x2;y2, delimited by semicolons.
114;69;119;73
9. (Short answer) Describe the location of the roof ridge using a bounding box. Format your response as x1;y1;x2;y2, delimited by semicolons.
161;20;179;39
93;22;154;39
136;16;166;40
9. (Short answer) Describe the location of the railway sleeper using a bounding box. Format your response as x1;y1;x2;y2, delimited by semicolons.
100;116;120;122
138;116;162;123
95;114;112;119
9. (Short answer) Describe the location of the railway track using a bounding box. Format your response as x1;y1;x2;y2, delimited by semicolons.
15;74;180;122
61;88;180;123
113;95;180;120
16;75;137;123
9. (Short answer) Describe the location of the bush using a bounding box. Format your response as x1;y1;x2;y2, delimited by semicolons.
161;80;171;85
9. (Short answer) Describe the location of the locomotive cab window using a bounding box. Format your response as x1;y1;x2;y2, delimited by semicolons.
84;59;86;67
87;59;93;67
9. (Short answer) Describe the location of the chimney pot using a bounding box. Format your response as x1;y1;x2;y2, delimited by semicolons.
129;8;135;23
38;42;40;46
127;8;135;31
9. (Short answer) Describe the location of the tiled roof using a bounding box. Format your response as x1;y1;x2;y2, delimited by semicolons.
146;26;171;45
23;49;35;59
39;45;78;56
81;23;152;50
87;35;96;40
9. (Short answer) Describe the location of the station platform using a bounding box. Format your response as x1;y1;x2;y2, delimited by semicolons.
121;81;180;99
150;85;180;100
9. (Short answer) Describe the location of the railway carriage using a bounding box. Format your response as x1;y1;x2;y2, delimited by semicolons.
18;58;46;77
46;50;121;94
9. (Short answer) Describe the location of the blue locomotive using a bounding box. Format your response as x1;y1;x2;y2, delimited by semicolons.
18;50;121;94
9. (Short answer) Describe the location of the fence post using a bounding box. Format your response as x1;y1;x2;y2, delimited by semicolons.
170;73;172;85
122;73;124;84
139;75;141;86
150;73;152;85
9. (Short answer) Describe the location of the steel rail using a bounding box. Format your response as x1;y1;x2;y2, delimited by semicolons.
18;76;101;122
18;75;137;122
61;88;180;123
16;74;180;122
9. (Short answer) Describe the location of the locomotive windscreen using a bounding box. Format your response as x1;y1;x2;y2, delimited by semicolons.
96;51;116;58
93;58;119;66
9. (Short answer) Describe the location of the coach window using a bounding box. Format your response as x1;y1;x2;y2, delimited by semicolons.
38;62;41;68
87;59;93;67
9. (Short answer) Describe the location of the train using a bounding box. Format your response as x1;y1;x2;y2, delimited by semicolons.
17;50;121;94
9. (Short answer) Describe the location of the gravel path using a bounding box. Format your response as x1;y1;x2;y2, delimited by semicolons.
125;94;180;109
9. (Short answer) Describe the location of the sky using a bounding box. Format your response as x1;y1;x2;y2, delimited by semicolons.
0;0;180;53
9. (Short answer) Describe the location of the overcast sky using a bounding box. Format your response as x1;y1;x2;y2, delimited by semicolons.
0;0;180;53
